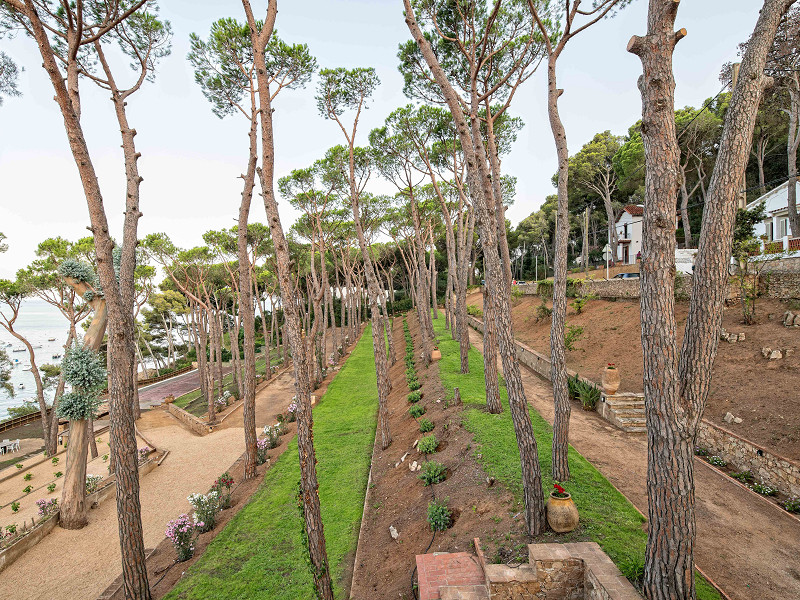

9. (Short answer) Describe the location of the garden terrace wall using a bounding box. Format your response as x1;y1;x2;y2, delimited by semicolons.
763;271;800;299
166;402;212;435
697;420;800;497
0;513;59;575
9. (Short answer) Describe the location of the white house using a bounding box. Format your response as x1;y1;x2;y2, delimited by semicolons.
747;180;800;245
615;205;643;265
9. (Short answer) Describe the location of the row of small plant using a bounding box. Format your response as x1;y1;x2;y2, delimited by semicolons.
694;447;799;513
166;471;236;562
404;317;453;530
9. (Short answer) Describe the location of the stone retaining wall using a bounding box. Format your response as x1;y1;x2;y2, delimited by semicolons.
763;271;800;299
697;420;800;497
166;402;212;435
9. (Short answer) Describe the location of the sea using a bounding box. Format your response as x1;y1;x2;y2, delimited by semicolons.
0;298;71;421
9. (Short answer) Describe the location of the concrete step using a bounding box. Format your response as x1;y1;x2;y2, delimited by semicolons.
622;425;647;433
605;398;645;409
439;585;490;600
616;415;646;425
612;407;645;416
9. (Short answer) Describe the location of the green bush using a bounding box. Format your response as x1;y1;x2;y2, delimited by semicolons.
571;292;597;314
407;391;422;403
417;434;437;454
731;471;754;484
567;373;582;401
419;461;447;486
427;498;451;531
750;483;776;496
782;497;800;513
408;379;421;391
565;324;584;351
419;418;434;433
575;379;601;411
535;302;552;322
466;304;483;317
708;456;727;468
409;405;426;419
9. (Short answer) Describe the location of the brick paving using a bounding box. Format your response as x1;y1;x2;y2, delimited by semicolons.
416;552;486;600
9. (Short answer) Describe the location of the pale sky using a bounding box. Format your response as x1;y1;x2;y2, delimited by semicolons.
0;0;764;278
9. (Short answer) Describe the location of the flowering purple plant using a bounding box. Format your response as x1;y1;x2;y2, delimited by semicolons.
256;437;270;465
165;514;199;562
36;498;58;517
286;399;298;423
138;446;151;463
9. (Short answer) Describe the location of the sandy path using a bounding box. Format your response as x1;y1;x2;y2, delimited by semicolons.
0;367;298;600
467;326;800;600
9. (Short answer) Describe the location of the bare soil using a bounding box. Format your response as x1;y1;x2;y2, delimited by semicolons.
468;291;800;460
349;314;532;600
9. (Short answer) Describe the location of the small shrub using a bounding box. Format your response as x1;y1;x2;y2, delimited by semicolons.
409;405;426;419
750;483;776;496
211;472;234;509
102;454;109;462
138;446;151;463
708;455;727;468
188;491;220;532
262;425;282;449
466;304;483;317
23;472;32;481
286;399;298;423
51;457;59;466
576;380;601;411
782;497;800;513
407;391;422;404
11;502;19;513
256;438;270;464
23;486;32;494
571;292;597;314
731;471;754;484
564;325;584;351
618;555;645;587
535;302;552;322
694;447;709;457
5;524;17;536
165;514;199;562
47;483;56;493
427;498;451;531
85;474;104;494
419;418;434;433
35;498;58;517
567;373;582;401
54;471;63;478
15;463;23;469
408;379;421;391
418;435;438;454
419;461;446;486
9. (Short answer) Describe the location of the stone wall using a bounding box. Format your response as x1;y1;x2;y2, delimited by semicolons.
760;255;800;273
483;542;642;600
697;420;800;497
166;402;212;435
763;271;800;299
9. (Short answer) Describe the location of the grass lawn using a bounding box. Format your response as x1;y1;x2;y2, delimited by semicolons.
430;315;720;600
164;328;377;600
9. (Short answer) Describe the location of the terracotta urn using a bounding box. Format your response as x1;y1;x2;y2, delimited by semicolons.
602;365;620;396
431;348;442;361
546;491;579;533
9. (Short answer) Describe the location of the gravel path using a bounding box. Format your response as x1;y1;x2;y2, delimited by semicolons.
468;326;800;600
0;367;297;600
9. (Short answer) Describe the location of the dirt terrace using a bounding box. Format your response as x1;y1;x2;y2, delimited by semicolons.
467;291;800;461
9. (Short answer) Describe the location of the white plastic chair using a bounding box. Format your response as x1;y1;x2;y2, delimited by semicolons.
12;439;20;452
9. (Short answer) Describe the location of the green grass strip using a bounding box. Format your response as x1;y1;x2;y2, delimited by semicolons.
164;328;378;599
430;316;720;600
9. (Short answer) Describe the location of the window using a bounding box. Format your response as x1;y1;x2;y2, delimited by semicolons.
767;221;774;241
779;218;788;238
623;223;629;239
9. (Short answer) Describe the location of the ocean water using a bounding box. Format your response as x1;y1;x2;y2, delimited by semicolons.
0;298;71;421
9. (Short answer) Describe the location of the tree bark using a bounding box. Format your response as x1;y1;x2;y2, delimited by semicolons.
628;1;786;598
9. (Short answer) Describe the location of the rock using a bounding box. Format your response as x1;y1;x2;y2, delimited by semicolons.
794;315;800;327
785;311;795;326
389;525;399;540
486;476;496;487
400;452;408;463
409;461;418;472
770;349;783;360
416;463;422;471
723;412;735;424
785;348;795;357
738;332;745;341
728;335;737;344
412;439;419;448
762;347;772;358
733;417;743;424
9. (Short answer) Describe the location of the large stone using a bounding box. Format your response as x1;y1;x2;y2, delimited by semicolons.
793;315;800;327
389;525;399;540
762;347;772;358
738;332;746;341
734;417;743;424
723;412;735;424
770;349;783;360
785;311;795;326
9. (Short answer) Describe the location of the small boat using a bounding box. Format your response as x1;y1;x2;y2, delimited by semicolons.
48;337;56;342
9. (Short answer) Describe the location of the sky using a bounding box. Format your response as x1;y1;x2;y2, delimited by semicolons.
0;0;765;279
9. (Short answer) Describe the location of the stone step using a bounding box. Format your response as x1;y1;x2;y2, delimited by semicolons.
622;425;647;433
612;408;645;417
604;398;645;409
439;585;490;600
616;415;646;424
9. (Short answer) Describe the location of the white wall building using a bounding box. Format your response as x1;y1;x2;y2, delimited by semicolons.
747;180;800;245
615;205;643;265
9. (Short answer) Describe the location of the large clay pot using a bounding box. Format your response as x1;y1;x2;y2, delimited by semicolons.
546;492;579;533
602;366;620;396
431;348;442;361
